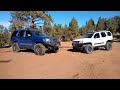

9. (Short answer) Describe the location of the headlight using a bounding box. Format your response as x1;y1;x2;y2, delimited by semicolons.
45;38;50;42
79;41;83;43
44;38;51;44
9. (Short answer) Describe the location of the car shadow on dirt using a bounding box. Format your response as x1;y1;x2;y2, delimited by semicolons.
20;49;56;54
20;49;34;53
94;47;106;51
67;48;106;53
67;49;86;53
0;59;12;63
0;46;11;48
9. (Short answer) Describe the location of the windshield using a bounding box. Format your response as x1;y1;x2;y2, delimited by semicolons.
32;31;47;36
83;33;94;38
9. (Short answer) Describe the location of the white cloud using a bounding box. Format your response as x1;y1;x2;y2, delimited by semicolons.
0;22;11;28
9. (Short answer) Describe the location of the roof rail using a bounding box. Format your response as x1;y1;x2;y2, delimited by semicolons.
94;30;108;32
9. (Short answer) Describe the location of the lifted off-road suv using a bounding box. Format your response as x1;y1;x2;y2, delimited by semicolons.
72;30;113;54
10;29;61;55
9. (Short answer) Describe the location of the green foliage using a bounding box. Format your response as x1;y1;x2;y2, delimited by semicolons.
43;24;54;36
61;24;70;41
68;17;80;40
0;25;11;47
80;16;120;36
0;34;5;46
9;11;54;32
79;26;88;36
53;24;63;37
8;12;120;42
105;16;120;33
3;30;11;45
0;25;7;33
96;17;106;30
86;18;95;32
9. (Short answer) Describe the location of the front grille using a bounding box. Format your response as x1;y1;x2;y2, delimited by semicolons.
73;41;79;44
75;43;83;47
51;38;59;43
53;38;58;43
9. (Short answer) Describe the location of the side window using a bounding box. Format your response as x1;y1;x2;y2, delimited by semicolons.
107;32;112;36
25;31;32;37
11;31;18;37
94;33;100;38
18;31;25;37
101;32;106;37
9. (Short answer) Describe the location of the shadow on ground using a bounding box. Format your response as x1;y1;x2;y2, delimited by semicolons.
20;49;34;53
0;60;12;63
94;47;106;51
0;46;11;48
20;49;56;54
67;49;87;54
113;35;120;42
67;48;106;54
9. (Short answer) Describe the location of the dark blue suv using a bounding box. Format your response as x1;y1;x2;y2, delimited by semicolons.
10;29;61;55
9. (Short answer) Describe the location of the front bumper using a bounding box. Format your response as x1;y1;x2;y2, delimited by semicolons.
44;42;60;50
72;43;84;50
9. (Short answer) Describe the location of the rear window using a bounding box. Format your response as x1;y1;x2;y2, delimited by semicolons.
107;32;112;36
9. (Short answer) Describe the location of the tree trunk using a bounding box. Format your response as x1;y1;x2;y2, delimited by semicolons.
32;16;35;29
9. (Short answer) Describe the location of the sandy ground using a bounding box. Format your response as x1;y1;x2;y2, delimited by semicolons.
0;42;120;79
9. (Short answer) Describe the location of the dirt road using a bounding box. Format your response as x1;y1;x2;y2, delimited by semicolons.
0;42;120;79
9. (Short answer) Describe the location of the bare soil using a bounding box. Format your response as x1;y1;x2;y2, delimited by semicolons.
0;42;120;79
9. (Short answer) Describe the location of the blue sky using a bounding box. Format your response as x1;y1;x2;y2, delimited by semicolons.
0;11;120;29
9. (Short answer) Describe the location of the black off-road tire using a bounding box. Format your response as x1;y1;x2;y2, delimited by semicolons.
105;42;112;50
12;43;20;52
34;43;46;56
73;47;78;51
84;44;93;54
53;47;59;53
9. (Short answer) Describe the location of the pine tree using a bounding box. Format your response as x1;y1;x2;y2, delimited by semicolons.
53;24;63;37
86;18;95;32
106;16;120;33
80;26;88;36
68;17;79;40
96;17;106;30
61;24;70;41
9;11;53;31
0;25;10;46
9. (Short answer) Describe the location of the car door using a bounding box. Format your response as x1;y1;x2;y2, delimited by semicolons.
93;33;103;46
17;30;26;48
100;32;107;45
23;31;33;49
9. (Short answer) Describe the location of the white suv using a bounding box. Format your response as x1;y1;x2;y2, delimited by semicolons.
72;30;113;54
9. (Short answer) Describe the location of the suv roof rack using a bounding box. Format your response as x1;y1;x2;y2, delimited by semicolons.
93;30;108;32
15;28;39;31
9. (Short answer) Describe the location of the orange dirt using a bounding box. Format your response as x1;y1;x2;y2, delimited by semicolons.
0;42;120;79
